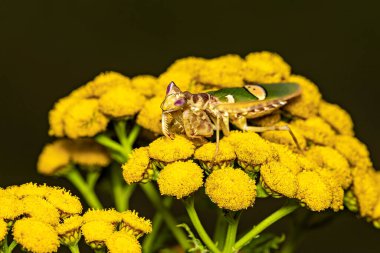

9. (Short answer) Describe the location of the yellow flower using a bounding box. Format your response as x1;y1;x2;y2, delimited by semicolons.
272;144;301;174
85;71;131;98
48;96;81;137
243;51;291;83
260;161;298;198
83;209;122;225
106;231;142;253
291;117;336;146
194;140;236;171
37;139;72;175
205;167;256;211
0;219;7;241
120;210;152;238
252;113;281;127
316;169;344;211
352;167;379;218
198;55;244;87
158;71;193;95
131;75;158;97
148;135;195;164
333;135;372;168
63;98;109;139
167;56;207;77
137;96;163;134
305;146;351;189
56;215;83;246
22;196;60;226
296;171;333;211
99;86;146;118
45;188;83;216
5;183;51;199
283;75;321;118
224;131;277;171
122;147;151;184
318;101;354;136
157;161;203;199
71;139;111;168
261;122;307;152
0;191;23;220
81;221;115;248
13;218;60;253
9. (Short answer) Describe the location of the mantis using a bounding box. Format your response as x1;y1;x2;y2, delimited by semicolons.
160;81;302;155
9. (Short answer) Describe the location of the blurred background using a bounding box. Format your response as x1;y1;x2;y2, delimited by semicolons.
0;0;379;252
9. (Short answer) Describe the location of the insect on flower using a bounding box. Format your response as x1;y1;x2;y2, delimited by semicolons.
160;81;302;156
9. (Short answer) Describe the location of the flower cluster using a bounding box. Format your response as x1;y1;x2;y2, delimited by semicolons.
0;183;151;253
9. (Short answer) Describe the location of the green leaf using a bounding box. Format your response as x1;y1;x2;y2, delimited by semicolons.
240;233;285;253
177;223;209;253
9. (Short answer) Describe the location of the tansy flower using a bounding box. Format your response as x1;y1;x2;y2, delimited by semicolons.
243;51;291;83
48;96;81;137
205;167;256;211
85;71;131;98
157;161;203;199
71;139;111;169
37;139;72;176
83;209;122;225
194;140;236;171
224;131;277;172
22;196;60;226
283;75;321;118
261;122;307;152
167;56;207;77
305;146;352;189
137;96;163;134
296;171;333;212
63;99;109;139
272;144;302;174
99;86;146;118
0;219;7;242
122;147;151;184
56;215;83;246
106;231;142;253
318;101;354;136
5;183;51;199
198;54;244;87
148;135;195;165
158;71;193;95
131;75;158;97
333;135;372;168
0;191;23;220
13;218;60;253
81;220;115;249
316;169;344;211
252;113;281;127
260;161;298;198
45;188;82;216
291;117;336;146
120;210;152;238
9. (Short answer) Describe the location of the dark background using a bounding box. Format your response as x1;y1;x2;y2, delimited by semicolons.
0;0;379;252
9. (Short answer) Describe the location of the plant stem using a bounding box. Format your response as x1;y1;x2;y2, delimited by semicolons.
7;241;17;253
68;244;80;253
114;121;130;150
213;210;228;250
142;197;173;253
223;213;240;253
95;134;126;156
234;201;299;251
65;167;103;209
127;124;140;146
183;197;222;253
87;170;101;190
140;183;191;251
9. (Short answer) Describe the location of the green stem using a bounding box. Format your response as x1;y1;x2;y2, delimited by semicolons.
7;241;17;253
95;134;126;157
111;164;127;211
183;197;222;253
87;171;101;190
140;183;191;250
114;121;130;150
213;211;228;249
65;167;103;209
223;213;240;253
68;244;80;253
127;124;141;146
142;197;173;253
234;201;299;250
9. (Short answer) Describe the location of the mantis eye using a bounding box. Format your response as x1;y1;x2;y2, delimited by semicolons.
174;98;185;106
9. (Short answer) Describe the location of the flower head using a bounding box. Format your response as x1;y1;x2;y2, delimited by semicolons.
194;140;236;171
5;183;50;199
316;169;344;211
157;161;203;199
137;96;163;134
22;196;60;226
81;220;115;249
131;75;158;97
243;51;291;83
291;117;335;146
122;147;151;184
0;191;23;220
99;86;146;118
148;135;195;164
0;219;7;241
205;167;256;211
48;96;80;137
318;101;354;136
13;218;60;253
158;71;193;95
45;188;83;216
57;215;83;246
63;99;109;139
120;210;152;238
283;75;321;118
167;56;207;77
71;139;111;168
333;135;372;168
106;231;142;253
37;139;72;175
83;209;122;225
85;71;131;98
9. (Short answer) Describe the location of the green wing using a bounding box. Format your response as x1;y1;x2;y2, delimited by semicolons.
207;82;301;103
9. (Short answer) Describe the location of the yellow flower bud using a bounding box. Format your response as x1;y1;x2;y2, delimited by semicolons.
122;147;151;184
291;117;335;146
120;210;152;238
37;139;72;176
85;71;131;98
131;75;158;97
81;220;115;249
71;139;111;169
83;209;122;225
319;101;354;136
0;219;8;242
106;231;142;253
57;215;83;246
194;140;236;171
22;196;60;226
137;96;163;134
